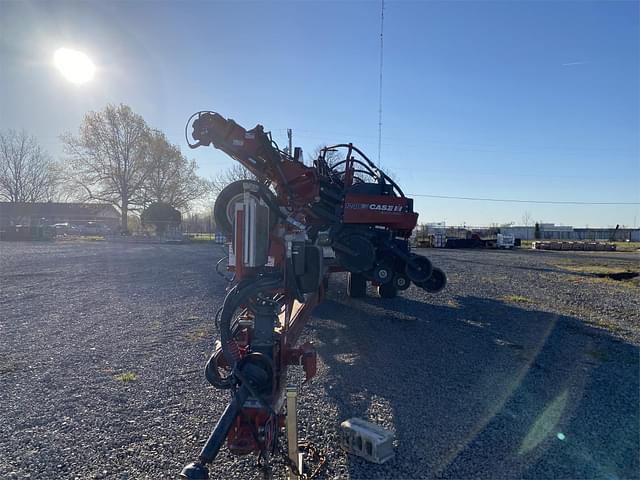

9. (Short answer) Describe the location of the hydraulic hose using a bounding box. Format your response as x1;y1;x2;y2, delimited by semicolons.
218;276;282;368
198;385;251;464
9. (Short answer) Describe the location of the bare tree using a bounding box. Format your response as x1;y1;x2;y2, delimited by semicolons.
209;164;255;198
139;131;209;209
61;104;151;232
0;130;59;202
308;145;343;167
521;211;533;227
309;144;399;184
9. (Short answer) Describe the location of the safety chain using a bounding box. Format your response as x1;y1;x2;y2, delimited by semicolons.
278;440;327;480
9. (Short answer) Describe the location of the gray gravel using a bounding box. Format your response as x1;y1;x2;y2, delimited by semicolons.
1;242;638;479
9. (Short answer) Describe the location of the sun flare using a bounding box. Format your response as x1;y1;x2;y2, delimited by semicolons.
54;48;95;84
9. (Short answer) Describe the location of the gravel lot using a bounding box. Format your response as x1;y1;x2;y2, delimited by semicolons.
1;242;638;479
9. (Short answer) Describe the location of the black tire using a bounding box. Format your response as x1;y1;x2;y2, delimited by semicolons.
214;180;278;235
405;254;433;283
335;235;376;273
393;273;411;291
378;282;398;299
416;267;447;293
347;272;367;298
372;265;393;285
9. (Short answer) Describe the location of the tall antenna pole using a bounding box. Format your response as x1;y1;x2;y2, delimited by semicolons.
377;0;385;167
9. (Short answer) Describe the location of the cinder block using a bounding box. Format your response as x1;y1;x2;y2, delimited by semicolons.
340;418;395;464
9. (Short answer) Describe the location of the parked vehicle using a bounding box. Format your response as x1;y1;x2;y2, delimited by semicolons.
497;233;515;249
52;223;78;236
74;222;111;235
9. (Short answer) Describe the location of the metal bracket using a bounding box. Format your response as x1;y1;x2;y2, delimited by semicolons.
286;385;303;480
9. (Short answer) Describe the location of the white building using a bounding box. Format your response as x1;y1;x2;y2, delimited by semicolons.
501;223;640;242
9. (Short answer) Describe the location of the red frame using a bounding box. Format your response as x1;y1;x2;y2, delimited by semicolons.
222;207;320;456
343;193;418;232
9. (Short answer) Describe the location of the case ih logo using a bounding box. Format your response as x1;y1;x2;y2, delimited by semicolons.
345;202;406;213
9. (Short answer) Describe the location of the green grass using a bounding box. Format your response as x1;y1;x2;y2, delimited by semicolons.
612;242;640;252
502;294;534;304
114;371;137;382
56;235;105;242
521;240;639;252
186;234;219;243
569;275;638;289
189;237;217;243
186;327;210;341
592;319;623;335
557;264;635;275
554;263;639;289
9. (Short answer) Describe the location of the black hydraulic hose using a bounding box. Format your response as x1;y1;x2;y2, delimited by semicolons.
185;111;219;149
218;283;248;366
330;159;377;179
323;144;406;197
198;277;280;465
204;352;234;390
219;276;282;368
198;385;250;464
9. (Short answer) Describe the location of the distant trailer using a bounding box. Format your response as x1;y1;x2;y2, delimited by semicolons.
532;241;616;251
445;236;514;250
445;238;483;249
416;233;446;248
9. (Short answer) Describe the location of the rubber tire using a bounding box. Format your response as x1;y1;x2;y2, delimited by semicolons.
336;235;376;273
416;267;447;293
378;282;398;299
213;180;277;235
347;272;367;298
393;273;411;291
405;255;433;283
372;265;393;285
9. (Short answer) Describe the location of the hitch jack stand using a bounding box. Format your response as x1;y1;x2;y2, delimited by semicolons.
286;385;303;480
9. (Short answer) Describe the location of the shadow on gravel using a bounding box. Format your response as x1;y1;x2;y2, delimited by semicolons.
312;295;639;479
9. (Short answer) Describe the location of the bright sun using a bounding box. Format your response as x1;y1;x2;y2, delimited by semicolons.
54;48;95;84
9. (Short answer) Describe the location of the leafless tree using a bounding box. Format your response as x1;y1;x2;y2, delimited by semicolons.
61;104;151;232
309;144;399;184
209;164;255;198
308;145;343;167
0;130;59;203
139;131;210;209
521;211;533;227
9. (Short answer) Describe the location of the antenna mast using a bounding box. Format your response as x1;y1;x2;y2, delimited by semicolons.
377;0;385;167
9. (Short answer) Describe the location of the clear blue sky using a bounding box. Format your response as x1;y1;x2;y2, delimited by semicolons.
1;0;638;227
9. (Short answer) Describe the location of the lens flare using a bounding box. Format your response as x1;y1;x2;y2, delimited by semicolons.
519;390;568;454
54;48;95;84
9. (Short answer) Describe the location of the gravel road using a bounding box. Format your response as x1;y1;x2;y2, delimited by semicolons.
1;242;638;479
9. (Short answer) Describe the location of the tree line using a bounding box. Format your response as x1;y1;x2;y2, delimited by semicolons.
2;104;355;234
0;104;211;232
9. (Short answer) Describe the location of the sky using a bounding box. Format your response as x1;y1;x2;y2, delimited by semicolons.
1;0;638;227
